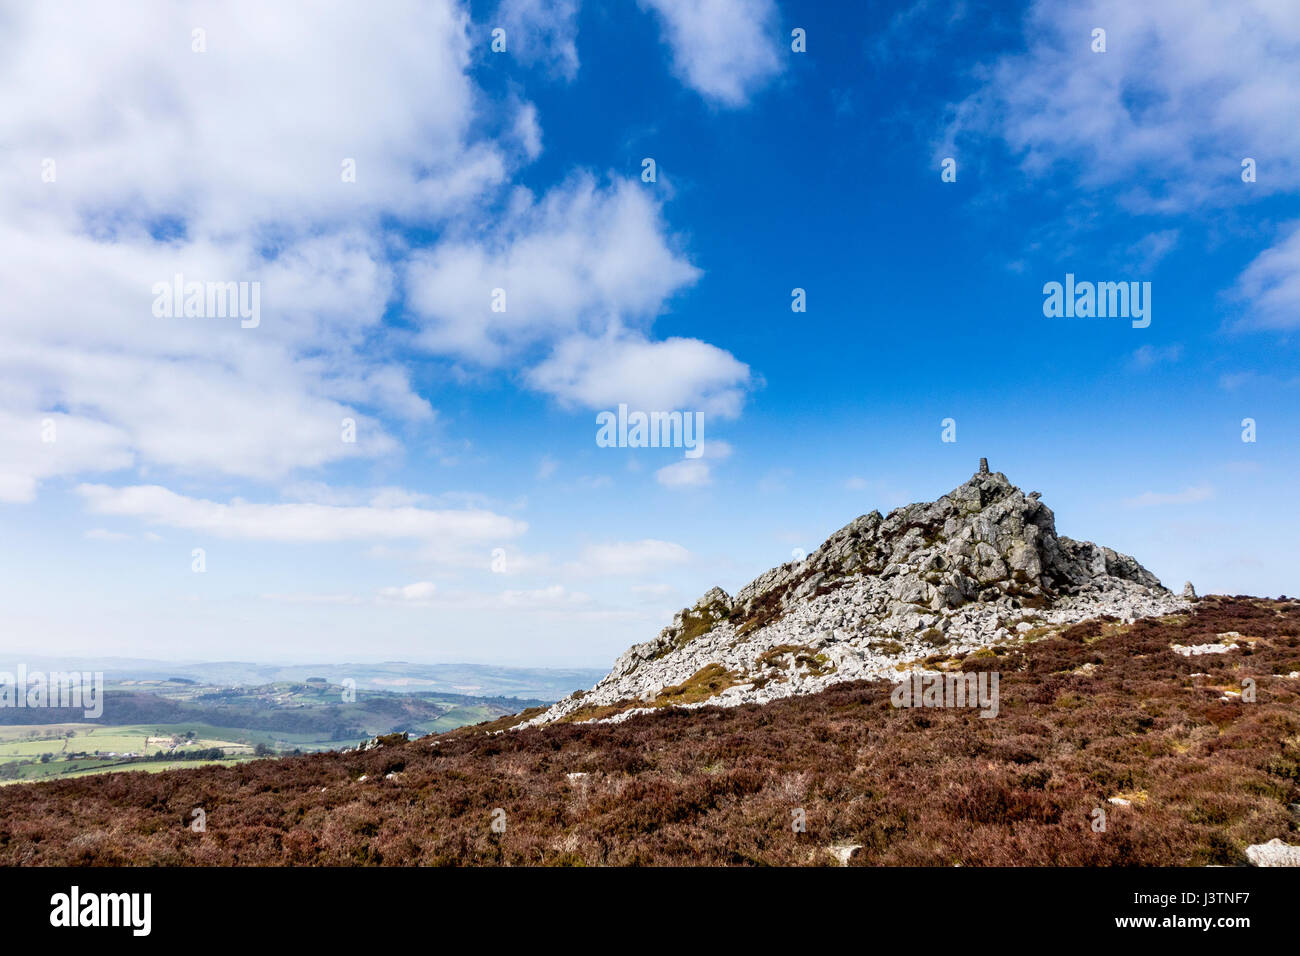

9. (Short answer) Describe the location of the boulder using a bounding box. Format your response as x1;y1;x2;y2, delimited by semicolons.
1245;839;1300;867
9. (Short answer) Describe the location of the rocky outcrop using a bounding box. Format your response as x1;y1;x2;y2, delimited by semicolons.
522;464;1187;727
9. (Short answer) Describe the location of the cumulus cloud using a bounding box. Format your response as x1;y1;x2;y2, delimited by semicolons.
0;2;759;506
378;582;439;605
512;99;544;160
949;0;1300;210
0;1;494;498
1127;230;1180;271
0;226;427;492
1233;222;1300;329
655;439;731;488
948;1;1300;337
0;411;133;503
656;458;711;488
405;173;752;414
1;0;500;233
638;0;783;106
529;332;751;416
406;175;701;364
76;484;527;544
497;0;581;80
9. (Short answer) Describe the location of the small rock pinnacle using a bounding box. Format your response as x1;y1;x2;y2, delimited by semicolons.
979;457;989;475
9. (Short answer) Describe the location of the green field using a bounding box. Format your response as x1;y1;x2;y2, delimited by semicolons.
0;722;260;784
0;678;538;784
0;723;248;756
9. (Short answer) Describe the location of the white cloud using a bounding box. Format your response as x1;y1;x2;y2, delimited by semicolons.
378;582;439;605
949;1;1300;339
498;0;581;80
0;410;132;503
656;458;711;488
1233;222;1300;329
405;172;752;415
2;0;501;233
76;484;527;544
0;3;760;505
277;483;462;509
574;539;690;575
528;332;751;416
638;0;783;106
0;2;495;497
950;0;1300;211
1123;484;1214;507
655;439;729;488
512;99;544;160
1127;230;1180;271
366;488;435;509
406;175;701;365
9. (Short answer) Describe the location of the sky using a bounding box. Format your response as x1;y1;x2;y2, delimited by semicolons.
1;0;1298;668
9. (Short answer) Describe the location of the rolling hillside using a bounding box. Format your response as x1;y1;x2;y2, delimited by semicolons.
1;597;1296;865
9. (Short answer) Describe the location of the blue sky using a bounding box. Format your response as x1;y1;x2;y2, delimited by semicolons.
1;0;1298;667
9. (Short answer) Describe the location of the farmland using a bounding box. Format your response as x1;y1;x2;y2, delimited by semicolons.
0;678;543;783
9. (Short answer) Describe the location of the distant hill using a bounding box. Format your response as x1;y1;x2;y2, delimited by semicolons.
7;659;604;701
0;680;552;785
0;682;542;736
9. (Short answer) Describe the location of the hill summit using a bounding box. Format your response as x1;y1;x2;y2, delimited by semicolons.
525;462;1188;726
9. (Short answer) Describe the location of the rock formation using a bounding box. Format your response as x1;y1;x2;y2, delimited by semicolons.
522;464;1187;727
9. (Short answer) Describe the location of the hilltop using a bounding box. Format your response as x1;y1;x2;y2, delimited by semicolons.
524;462;1186;726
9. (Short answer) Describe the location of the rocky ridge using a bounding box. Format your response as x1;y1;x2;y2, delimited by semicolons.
521;463;1189;727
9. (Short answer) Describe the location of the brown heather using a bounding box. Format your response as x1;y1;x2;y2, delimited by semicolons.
1;597;1297;866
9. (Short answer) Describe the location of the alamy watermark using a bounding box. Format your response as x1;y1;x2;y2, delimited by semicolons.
152;273;260;328
0;665;103;719
50;886;150;936
891;671;1000;718
1042;273;1150;328
596;404;703;458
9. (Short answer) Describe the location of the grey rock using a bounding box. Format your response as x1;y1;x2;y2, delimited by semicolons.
1245;839;1300;867
518;465;1186;729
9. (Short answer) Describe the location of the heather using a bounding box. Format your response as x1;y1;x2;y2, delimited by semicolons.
0;597;1296;866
